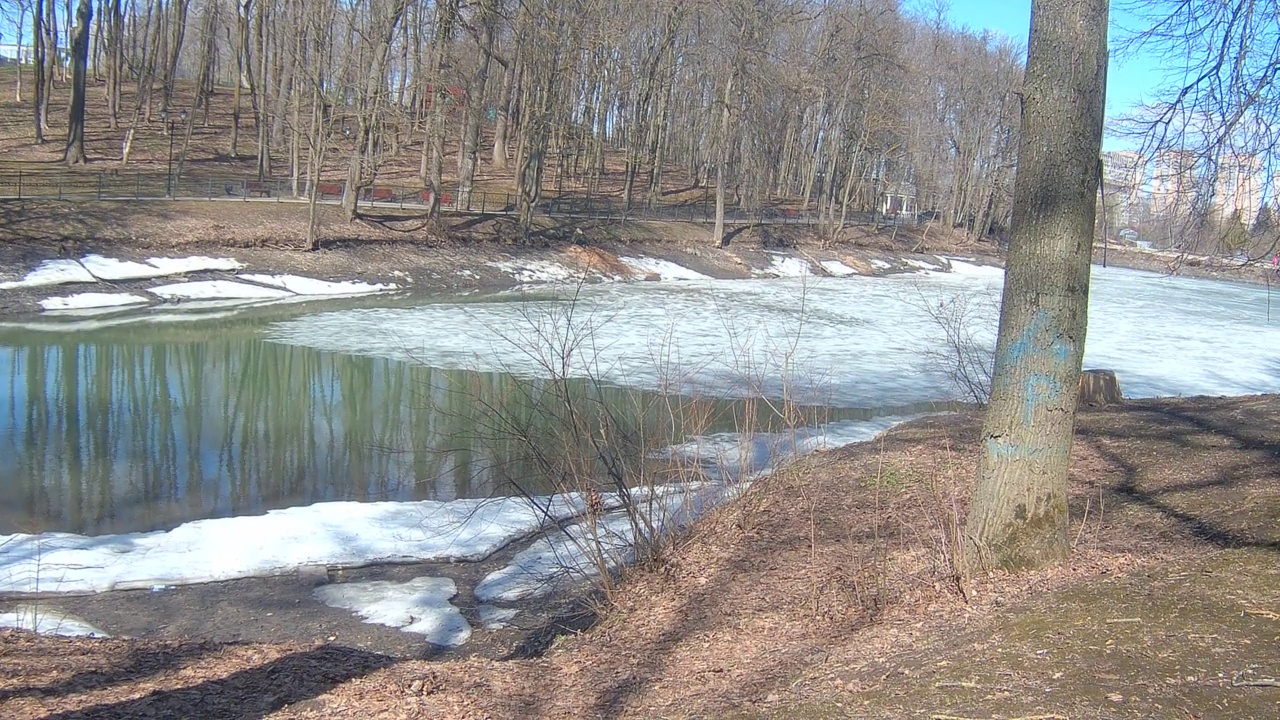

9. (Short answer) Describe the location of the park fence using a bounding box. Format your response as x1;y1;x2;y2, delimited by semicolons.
0;168;920;227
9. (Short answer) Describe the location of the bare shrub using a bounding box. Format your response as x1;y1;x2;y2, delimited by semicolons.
912;286;998;405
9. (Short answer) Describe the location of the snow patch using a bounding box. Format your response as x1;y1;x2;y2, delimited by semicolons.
869;259;892;270
819;260;859;277
758;255;812;277
39;292;150;311
0;493;604;595
618;256;712;281
79;255;171;281
941;259;1004;279
0;260;95;290
476;605;519;630
487;260;578;284
239;274;397;296
313;577;471;647
0;606;109;637
145;256;244;274
905;258;943;271
149;280;294;301
474;484;735;602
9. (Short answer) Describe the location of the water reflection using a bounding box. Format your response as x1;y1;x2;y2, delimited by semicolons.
0;318;933;536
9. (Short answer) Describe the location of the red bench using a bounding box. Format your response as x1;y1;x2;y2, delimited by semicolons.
317;183;344;198
367;187;395;203
418;190;454;206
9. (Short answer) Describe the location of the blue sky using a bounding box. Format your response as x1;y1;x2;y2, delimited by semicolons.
942;0;1160;151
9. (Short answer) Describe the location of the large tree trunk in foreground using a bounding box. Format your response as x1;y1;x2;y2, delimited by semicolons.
966;0;1109;572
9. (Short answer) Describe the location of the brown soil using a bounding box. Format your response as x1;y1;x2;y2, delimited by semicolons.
2;394;1277;719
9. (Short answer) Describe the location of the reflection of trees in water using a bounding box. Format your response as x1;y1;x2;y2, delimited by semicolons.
0;336;748;535
0;331;949;536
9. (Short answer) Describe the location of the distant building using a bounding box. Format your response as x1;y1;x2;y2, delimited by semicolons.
1101;150;1146;227
1150;150;1199;219
1214;153;1264;223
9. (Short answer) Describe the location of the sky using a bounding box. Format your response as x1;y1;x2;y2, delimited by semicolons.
942;0;1162;151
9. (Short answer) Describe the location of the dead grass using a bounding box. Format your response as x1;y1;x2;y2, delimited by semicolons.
2;394;1277;719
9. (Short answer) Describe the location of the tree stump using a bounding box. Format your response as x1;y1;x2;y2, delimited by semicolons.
1078;369;1123;406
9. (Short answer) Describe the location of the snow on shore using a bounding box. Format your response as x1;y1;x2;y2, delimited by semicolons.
0;255;397;311
239;274;397;296
0;607;109;637
314;577;471;647
38;292;150;311
0;260;96;289
149;280;294;301
0;488;690;596
619;256;712;280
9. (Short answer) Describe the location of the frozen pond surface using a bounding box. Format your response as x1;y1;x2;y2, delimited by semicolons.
1;260;1278;641
269;263;1280;405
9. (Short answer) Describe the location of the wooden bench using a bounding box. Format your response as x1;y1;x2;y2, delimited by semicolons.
317;183;344;199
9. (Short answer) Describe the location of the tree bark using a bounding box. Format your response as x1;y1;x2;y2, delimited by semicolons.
966;0;1109;572
64;0;91;165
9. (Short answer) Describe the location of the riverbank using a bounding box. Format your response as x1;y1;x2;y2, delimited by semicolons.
2;198;1275;321
0;198;1002;318
2;393;1277;719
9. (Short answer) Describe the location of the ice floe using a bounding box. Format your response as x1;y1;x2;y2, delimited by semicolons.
38;292;150;311
0;606;109;637
618;256;712;281
239;274;397;296
0;259;96;289
149;280;294;301
313;577;471;647
819;260;859;276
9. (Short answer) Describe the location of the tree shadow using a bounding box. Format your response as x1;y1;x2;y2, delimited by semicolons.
1075;399;1280;552
0;639;217;702
38;644;395;720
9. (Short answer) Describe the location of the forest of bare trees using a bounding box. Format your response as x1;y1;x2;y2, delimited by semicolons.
1;0;1026;239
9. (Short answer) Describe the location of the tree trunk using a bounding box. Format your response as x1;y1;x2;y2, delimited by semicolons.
32;0;45;142
966;0;1109;572
64;0;91;165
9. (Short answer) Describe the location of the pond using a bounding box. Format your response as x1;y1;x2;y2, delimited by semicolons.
1;262;1277;537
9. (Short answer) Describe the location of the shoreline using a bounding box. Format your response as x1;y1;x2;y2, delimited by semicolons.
0;201;1272;322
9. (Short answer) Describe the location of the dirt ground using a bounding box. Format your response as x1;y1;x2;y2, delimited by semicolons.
2;394;1277;719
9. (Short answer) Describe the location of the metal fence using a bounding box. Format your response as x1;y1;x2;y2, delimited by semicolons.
0;169;919;227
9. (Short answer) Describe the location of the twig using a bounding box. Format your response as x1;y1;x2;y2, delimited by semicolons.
1105;618;1143;624
1243;609;1280;620
933;680;982;689
1232;671;1280;688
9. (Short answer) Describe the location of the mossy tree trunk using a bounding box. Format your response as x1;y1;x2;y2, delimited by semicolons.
966;0;1109;572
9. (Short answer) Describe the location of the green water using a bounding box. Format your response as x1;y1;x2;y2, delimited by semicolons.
0;299;930;536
